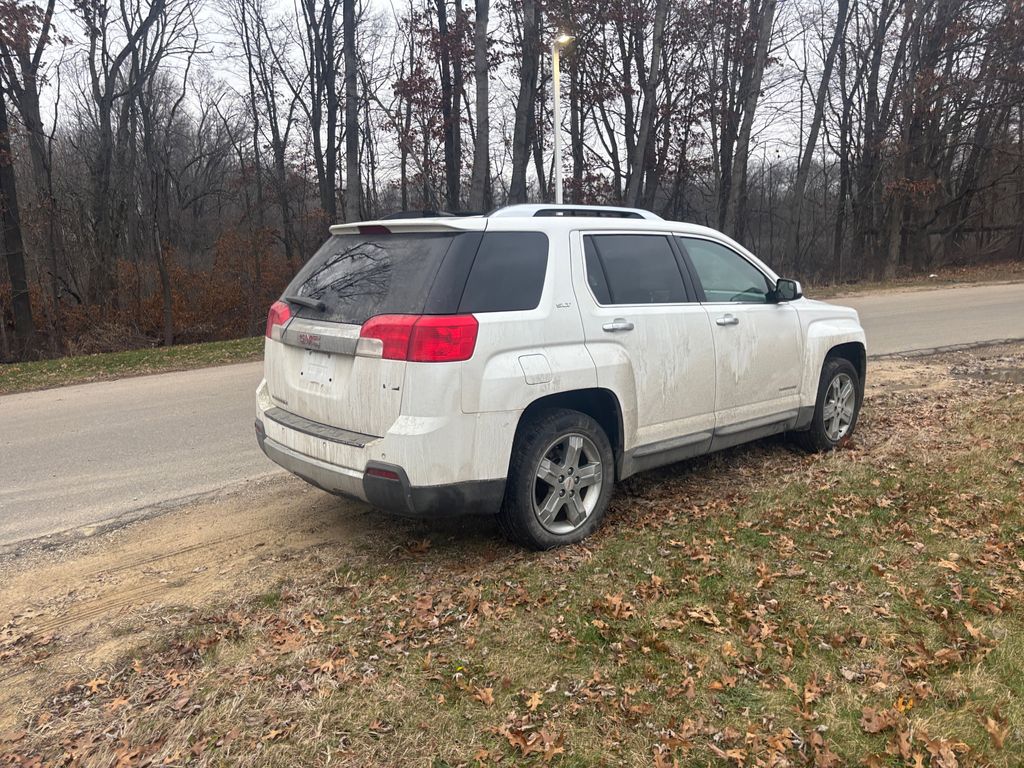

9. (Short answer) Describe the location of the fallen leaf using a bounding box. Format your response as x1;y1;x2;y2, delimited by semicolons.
105;697;131;712
803;674;824;705
473;687;495;707
984;715;1008;750
860;706;900;734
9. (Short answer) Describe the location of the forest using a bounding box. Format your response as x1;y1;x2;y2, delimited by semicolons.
0;0;1022;360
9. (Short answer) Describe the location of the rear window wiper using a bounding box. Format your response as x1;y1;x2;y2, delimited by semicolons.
284;294;326;312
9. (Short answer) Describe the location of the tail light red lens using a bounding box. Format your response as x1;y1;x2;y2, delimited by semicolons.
359;315;418;359
408;315;478;362
265;300;292;338
359;314;478;362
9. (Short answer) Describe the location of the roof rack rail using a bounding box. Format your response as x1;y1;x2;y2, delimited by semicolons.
488;204;662;221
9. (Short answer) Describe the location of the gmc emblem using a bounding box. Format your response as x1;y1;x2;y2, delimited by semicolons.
298;332;321;349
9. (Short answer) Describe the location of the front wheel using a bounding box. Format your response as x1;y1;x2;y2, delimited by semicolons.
797;357;862;452
499;408;614;550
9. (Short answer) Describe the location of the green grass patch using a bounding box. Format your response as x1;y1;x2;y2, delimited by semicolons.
4;369;1024;766
0;336;263;395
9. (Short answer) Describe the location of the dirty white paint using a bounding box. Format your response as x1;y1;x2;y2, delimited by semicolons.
707;301;803;427
258;214;866;496
264;327;405;438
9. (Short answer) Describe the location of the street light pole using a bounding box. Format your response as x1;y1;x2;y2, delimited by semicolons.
551;34;574;205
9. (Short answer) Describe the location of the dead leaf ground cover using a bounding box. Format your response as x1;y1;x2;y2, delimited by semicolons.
2;347;1024;767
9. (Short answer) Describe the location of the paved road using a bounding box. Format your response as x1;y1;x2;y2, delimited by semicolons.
842;282;1024;356
0;362;272;548
2;281;1023;548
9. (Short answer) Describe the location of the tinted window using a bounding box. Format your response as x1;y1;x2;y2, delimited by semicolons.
680;237;771;303
459;232;548;312
584;235;687;305
284;232;470;324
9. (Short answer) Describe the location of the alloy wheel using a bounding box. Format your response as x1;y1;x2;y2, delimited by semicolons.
532;432;605;534
823;372;856;442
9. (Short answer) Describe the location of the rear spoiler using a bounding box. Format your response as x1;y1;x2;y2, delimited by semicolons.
330;218;488;235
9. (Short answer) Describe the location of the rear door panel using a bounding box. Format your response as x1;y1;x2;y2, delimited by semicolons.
570;230;716;453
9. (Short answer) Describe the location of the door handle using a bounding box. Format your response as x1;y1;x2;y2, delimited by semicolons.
716;314;739;326
602;318;634;332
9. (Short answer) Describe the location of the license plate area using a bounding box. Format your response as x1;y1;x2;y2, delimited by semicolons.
301;349;335;388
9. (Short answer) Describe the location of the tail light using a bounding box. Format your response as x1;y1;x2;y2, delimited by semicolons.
265;300;292;338
360;314;478;362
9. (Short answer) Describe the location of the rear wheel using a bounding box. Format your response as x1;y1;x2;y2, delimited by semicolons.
499;408;614;549
797;357;861;452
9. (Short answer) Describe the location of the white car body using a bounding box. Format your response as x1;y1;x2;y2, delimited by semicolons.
256;204;866;524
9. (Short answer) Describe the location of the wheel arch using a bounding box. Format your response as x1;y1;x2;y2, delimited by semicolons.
515;388;625;479
826;341;866;391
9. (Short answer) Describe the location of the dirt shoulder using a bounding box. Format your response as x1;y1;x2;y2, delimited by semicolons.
0;476;406;712
806;259;1024;299
2;345;1023;766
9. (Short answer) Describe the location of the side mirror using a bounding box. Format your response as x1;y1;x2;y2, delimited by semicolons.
772;278;802;303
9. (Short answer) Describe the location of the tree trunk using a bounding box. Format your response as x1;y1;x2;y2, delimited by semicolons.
569;50;583;203
0;89;36;358
723;0;777;239
509;0;538;204
452;0;464;206
436;0;459;210
790;0;849;270
624;0;669;206
468;0;489;211
343;0;361;220
7;48;65;351
0;292;10;360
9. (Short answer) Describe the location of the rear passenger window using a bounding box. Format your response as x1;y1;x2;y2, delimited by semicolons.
458;232;548;312
584;234;687;305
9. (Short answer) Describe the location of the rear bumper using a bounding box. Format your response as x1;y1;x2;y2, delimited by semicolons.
256;420;505;518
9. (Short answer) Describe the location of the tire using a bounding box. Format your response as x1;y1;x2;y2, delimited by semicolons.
499;408;615;550
797;357;862;453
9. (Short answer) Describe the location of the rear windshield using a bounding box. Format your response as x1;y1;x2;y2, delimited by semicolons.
283;232;468;324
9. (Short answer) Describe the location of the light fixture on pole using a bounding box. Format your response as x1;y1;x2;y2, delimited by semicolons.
551;33;575;205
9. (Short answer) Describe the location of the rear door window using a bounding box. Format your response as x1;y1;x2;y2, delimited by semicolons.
584;234;687;305
458;232;548;313
284;232;474;324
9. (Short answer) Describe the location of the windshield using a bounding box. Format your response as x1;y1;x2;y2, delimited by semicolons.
283;232;467;324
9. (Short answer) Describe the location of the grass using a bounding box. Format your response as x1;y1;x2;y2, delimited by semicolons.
0;337;264;395
3;361;1024;766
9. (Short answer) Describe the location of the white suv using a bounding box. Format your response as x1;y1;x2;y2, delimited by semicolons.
256;205;866;549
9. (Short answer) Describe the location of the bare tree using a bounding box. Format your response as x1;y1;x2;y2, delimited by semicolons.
298;0;341;220
723;0;778;239
133;0;199;345
0;0;66;350
789;0;850;268
508;0;539;204
467;0;488;210
0;84;35;357
343;0;360;220
76;0;167;305
624;0;669;206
